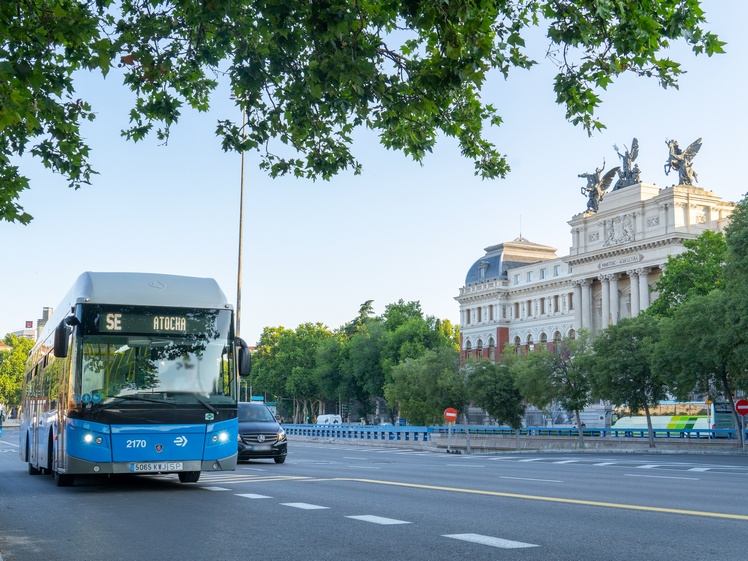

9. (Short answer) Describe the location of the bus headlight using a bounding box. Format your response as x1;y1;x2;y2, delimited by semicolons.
83;433;93;444
211;431;230;443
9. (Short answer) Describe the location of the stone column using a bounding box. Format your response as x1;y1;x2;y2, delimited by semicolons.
599;274;610;330
581;279;593;331
638;268;650;311
573;281;583;332
609;274;620;325
627;269;640;316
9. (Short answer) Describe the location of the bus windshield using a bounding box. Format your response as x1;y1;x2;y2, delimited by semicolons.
79;306;235;405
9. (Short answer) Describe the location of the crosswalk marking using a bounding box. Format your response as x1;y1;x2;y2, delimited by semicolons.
443;534;538;549
201;486;231;491
346;515;410;525
236;493;273;499
282;503;329;510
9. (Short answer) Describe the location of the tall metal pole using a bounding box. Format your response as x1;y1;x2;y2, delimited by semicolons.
237;105;246;339
237;105;249;402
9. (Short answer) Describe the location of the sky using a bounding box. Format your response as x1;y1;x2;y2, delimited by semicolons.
2;1;747;346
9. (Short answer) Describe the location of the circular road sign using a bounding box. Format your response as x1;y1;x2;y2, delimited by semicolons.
735;399;748;416
444;408;458;422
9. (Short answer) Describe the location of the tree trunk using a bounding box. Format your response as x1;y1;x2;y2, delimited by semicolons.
462;405;471;454
574;409;585;448
720;364;744;449
644;402;656;448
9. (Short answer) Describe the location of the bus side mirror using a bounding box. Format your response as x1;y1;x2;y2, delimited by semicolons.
54;323;71;358
236;337;251;377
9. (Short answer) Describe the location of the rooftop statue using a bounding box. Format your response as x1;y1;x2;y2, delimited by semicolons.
613;138;641;190
665;137;702;186
579;160;620;213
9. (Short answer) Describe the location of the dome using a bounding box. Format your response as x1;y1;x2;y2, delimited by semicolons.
464;236;558;286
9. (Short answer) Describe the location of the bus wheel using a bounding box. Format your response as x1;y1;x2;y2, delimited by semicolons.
54;469;74;487
27;444;41;475
178;471;200;483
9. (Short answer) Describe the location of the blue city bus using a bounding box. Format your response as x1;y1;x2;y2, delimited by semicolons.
19;272;250;486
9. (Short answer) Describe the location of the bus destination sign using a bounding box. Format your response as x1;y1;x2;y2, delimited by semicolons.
99;313;190;334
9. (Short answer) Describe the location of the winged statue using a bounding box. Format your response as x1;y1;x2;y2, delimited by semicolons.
665;138;702;185
579;161;620;213
613;137;641;190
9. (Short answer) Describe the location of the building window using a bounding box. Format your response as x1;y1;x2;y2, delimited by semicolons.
527;271;533;282
553;295;560;313
540;268;546;279
514;302;520;318
489;306;494;321
569;292;574;310
554;265;561;277
477;307;482;322
514;274;520;285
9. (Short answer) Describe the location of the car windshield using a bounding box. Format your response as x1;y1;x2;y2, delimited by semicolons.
239;404;276;422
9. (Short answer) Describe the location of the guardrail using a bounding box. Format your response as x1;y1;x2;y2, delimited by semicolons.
286;424;747;441
283;424;433;442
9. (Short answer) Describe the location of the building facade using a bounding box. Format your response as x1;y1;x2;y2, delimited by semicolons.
456;182;735;361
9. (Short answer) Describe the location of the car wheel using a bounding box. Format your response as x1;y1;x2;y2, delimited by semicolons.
274;456;286;464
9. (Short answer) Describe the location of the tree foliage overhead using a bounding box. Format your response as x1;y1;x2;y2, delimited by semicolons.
1;0;725;222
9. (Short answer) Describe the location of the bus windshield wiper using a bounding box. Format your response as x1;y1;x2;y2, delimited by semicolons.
92;394;175;412
194;395;218;415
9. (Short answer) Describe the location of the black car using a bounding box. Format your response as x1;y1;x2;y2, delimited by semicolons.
237;402;287;463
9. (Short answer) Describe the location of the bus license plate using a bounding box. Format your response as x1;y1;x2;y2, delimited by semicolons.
130;462;184;472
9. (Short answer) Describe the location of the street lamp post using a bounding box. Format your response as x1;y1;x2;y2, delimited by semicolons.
236;105;246;339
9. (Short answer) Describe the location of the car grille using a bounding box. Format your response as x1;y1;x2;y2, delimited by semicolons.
240;433;278;444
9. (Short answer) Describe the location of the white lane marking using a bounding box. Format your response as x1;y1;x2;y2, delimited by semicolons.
688;467;712;472
553;460;579;464
636;464;662;469
201;486;231;491
348;466;381;469
594;462;617;466
624;474;699;481
346;515;411;525
517;458;544;462
500;476;563;483
443;534;538;549
447;464;485;468
282;503;329;510
236;493;273;499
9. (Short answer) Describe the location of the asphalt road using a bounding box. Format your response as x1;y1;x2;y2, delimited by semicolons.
2;427;748;561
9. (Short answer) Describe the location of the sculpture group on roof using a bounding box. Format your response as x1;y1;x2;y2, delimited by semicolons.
665;137;702;186
579;136;702;214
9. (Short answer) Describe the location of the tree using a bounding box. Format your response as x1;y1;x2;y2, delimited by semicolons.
467;355;525;429
514;332;594;446
2;1;724;223
0;334;34;410
655;291;748;449
590;316;666;448
647;230;726;317
384;347;462;426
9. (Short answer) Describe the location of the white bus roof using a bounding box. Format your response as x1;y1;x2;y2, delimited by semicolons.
67;272;231;309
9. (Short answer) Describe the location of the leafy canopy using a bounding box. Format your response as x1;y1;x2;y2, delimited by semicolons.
1;0;725;223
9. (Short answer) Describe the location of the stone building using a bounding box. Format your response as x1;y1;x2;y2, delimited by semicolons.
457;182;734;360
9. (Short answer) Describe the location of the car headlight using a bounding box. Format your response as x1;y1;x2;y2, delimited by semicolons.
277;428;286;442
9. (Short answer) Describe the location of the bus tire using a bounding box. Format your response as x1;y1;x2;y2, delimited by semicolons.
178;471;200;483
27;443;41;475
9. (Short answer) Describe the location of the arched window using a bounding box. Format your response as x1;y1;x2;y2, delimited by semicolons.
476;339;483;358
488;337;495;360
540;332;548;349
568;329;576;340
514;336;521;355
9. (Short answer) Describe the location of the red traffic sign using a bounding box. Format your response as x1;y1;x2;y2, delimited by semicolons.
735;399;748;416
444;408;458;422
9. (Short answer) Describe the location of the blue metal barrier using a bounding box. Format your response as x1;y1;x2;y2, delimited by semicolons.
283;423;747;442
283;424;433;442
